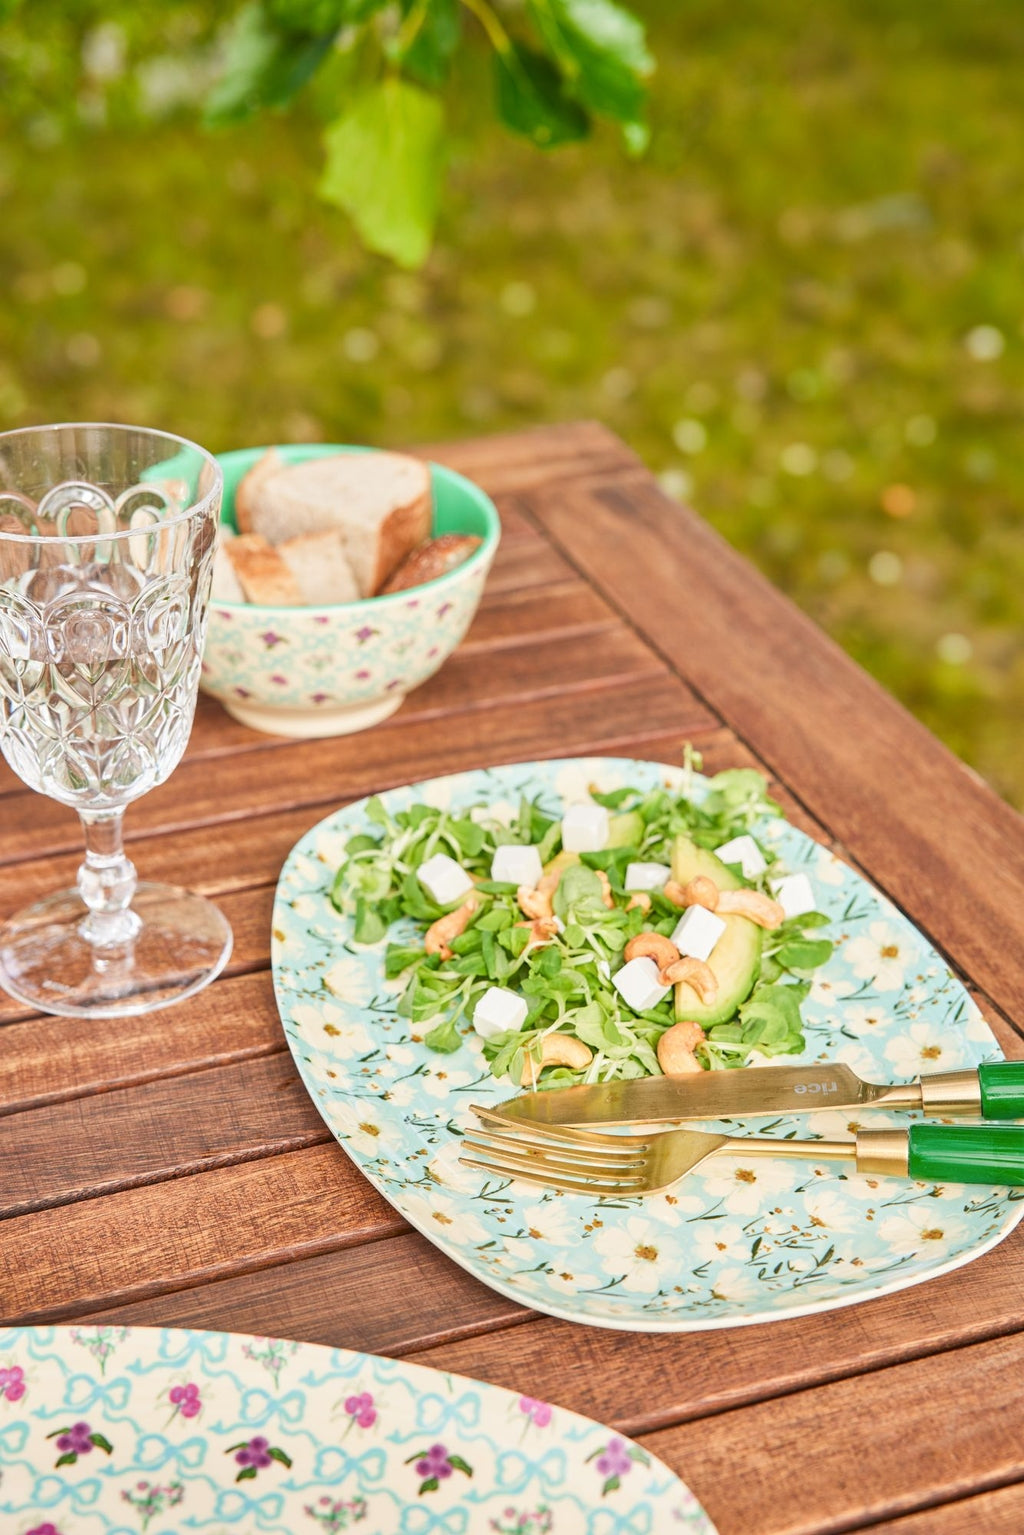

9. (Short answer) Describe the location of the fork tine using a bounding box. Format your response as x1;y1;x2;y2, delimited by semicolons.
471;1105;654;1152
461;1127;646;1173
458;1148;641;1197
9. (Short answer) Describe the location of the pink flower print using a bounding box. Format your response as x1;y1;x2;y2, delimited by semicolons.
354;668;371;680
270;673;288;685
343;1390;377;1429
588;1435;638;1496
260;631;284;647
236;1435;272;1469
406;1442;472;1495
518;1396;552;1428
226;1434;292;1482
27;1525;62;1535
354;625;376;643
310;692;330;704
0;1365;25;1402
169;1382;201;1419
46;1420;113;1466
437;601;453;618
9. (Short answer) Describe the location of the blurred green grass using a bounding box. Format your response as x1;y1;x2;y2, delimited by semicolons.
2;0;1023;804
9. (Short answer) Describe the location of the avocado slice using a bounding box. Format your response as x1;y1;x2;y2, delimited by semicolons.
609;809;644;848
670;834;762;1027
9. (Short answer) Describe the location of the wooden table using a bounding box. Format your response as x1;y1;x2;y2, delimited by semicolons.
3;422;1024;1535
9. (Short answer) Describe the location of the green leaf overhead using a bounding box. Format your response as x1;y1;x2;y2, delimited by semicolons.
320;78;445;268
392;0;462;89
528;0;652;138
267;0;387;30
493;41;590;148
204;2;333;126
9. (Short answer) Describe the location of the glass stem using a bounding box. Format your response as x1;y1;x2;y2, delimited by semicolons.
77;809;142;946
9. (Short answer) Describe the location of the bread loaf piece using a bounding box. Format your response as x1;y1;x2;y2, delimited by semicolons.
277;529;360;605
238;450;432;596
381;534;483;594
211;525;245;603
226;533;304;606
234;448;287;534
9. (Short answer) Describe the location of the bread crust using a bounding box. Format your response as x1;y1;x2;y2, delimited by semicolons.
226;533;303;606
380;534;483;594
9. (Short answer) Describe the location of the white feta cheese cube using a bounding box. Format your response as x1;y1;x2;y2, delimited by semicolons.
671;904;727;962
713;834;767;879
613;956;670;1012
491;843;544;888
561;801;609;853
417;853;474;907
770;872;817;919
472;986;529;1041
624;860;671;891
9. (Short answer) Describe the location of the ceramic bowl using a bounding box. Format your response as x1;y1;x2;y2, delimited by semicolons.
199;445;500;738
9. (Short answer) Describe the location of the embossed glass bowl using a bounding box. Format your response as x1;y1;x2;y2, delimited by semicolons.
0;423;231;1017
199;445;501;738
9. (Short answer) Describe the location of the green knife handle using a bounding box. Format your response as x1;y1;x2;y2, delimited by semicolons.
908;1124;1024;1185
978;1061;1024;1120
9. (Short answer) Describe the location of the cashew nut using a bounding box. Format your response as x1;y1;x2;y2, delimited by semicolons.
521;1033;593;1086
516;916;561;946
663;880;689;907
680;875;721;911
657;1020;706;1076
518;884;554;921
716;889;785;929
624;932;681;971
596;870;615;910
660;956;719;1002
626;891;651;913
425;894;478;960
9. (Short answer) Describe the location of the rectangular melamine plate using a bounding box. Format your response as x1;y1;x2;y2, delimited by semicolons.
272;758;1023;1332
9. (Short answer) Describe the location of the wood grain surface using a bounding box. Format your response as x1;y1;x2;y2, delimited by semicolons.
2;421;1022;1535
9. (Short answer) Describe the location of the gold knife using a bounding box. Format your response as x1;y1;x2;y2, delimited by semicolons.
493;1060;1024;1127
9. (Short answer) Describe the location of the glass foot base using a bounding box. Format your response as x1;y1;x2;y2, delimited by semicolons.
0;882;233;1018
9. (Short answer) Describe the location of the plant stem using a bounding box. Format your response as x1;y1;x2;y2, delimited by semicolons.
459;0;511;55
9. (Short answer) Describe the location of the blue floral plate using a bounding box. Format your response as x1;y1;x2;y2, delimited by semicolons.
0;1324;712;1533
272;758;1024;1332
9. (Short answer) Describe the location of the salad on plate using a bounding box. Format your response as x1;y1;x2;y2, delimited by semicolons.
329;755;834;1091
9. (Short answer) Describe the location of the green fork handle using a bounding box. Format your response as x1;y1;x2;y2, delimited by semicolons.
907;1123;1024;1185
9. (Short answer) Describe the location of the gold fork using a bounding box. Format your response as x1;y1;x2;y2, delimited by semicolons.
458;1106;1024;1196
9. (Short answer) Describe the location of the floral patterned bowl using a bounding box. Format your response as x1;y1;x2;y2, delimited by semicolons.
199;445;500;738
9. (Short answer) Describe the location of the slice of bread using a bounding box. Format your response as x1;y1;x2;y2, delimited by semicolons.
226;533;304;606
234;447;286;535
380;534;483;594
240;450;432;596
278;529;360;605
211;525;245;603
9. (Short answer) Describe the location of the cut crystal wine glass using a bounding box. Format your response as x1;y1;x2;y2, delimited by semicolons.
0;422;232;1016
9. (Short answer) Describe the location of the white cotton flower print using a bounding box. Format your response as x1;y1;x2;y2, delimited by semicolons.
427;1140;486;1195
553;762;623;806
708;1266;760;1304
691;1221;751;1265
592;1216;678;1292
841;1002;891;1038
313;826;350;868
289;1003;372;1058
403;1188;490;1245
503;1201;582;1263
808;972;854;1009
842;921;910;991
420;775;462;810
964;1003;996;1044
335;1106;390;1160
803;1189;861;1234
539;1267;598;1296
700;1156;796;1216
877;1203;971;1257
884;1021;968;1076
419;1066;475;1100
385;1044;417;1068
323;957;373;1006
813;851;849;887
471;798;517;828
380;1077;419;1109
832;1039;885;1080
640;1191;703;1227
